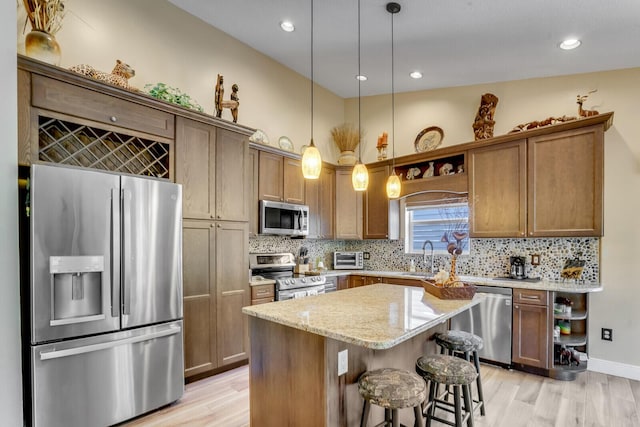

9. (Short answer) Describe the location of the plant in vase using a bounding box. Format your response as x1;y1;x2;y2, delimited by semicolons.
22;0;66;66
331;123;363;165
439;204;469;287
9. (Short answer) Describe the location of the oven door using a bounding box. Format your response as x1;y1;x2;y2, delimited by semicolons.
277;284;325;301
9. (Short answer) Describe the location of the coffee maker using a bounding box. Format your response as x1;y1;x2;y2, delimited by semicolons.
510;256;526;279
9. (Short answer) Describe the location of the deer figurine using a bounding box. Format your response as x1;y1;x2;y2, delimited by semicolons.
577;90;599;117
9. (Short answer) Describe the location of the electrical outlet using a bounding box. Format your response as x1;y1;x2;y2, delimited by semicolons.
338;349;348;376
601;328;613;341
363;252;370;260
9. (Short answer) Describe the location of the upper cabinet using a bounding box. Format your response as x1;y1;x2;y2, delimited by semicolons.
335;167;363;240
175;117;249;222
527;126;603;237
258;151;305;204
363;164;390;239
305;165;335;239
469;139;527;237
469;123;605;238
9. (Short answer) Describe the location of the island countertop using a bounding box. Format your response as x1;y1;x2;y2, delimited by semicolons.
242;283;483;350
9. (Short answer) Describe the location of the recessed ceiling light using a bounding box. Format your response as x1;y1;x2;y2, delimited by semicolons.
356;75;367;81
559;39;581;50
410;71;423;79
280;21;295;32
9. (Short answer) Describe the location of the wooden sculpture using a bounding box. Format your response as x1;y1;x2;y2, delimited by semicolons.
472;93;499;140
577;90;599;117
214;74;239;122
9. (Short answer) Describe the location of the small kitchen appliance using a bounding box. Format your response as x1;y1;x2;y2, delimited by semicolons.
510;256;526;279
333;251;364;270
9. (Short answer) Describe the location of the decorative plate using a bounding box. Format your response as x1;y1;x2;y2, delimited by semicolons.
414;126;444;152
300;144;309;154
278;136;294;151
249;129;269;145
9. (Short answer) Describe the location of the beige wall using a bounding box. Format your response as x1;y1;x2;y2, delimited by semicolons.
16;0;639;374
4;1;22;425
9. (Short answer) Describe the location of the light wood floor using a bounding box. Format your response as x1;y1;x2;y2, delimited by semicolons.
124;364;640;427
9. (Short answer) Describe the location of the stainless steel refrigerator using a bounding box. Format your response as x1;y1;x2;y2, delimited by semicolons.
26;164;184;427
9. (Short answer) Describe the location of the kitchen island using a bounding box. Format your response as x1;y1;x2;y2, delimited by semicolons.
242;283;483;426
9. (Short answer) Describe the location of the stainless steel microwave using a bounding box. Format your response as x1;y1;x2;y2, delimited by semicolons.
259;200;309;237
333;251;364;270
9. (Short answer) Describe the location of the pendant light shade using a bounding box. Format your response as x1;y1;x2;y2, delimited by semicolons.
386;170;401;198
302;139;322;179
352;0;368;191
302;0;322;180
352;162;369;191
385;2;401;199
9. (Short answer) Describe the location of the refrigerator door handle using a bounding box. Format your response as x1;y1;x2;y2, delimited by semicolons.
111;188;121;318
39;325;182;361
122;188;131;315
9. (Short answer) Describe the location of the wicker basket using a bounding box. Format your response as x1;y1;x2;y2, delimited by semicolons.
422;279;476;300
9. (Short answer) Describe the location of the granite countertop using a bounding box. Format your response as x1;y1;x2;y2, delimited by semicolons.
242;283;483;350
308;270;602;293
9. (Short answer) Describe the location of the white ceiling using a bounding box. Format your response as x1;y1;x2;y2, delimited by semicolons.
169;0;640;98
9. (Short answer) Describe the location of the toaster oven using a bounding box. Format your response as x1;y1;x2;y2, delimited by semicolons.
333;251;364;270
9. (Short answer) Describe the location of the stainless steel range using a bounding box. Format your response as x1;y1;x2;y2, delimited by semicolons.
249;253;327;300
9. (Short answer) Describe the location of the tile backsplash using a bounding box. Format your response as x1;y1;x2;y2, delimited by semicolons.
249;236;599;282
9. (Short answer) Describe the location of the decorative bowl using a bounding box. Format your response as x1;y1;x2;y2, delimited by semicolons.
422;279;476;300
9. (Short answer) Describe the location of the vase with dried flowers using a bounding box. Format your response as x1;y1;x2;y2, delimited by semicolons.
331;123;363;165
22;0;65;66
438;204;469;287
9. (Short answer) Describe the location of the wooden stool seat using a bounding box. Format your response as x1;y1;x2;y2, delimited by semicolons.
416;355;477;427
435;331;483;353
358;368;427;427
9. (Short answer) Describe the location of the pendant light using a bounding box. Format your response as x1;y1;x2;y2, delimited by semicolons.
301;0;322;180
385;2;401;199
352;0;369;191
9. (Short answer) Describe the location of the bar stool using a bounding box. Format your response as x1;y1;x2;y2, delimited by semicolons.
435;331;485;416
415;355;477;427
358;368;427;427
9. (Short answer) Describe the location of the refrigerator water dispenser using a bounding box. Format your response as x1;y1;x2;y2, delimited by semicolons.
49;256;106;326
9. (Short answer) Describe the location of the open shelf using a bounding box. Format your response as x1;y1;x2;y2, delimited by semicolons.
555;333;587;347
553;309;587;320
549;362;588;381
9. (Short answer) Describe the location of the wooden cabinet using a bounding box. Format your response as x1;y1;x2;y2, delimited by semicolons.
305;165;335;239
469;125;604;238
364;276;383;286
182;220;249;379
335;167;363;240
527;126;603;237
469;140;527;237
216;221;250;366
182;220;217;378
258;151;305;204
364;164;390;239
349;275;366;288
249;148;259;237
337;276;349;290
176;117;249;222
251;284;275;305
512;289;551;370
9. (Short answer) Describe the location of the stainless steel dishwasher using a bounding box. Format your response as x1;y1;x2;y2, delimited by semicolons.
449;286;513;366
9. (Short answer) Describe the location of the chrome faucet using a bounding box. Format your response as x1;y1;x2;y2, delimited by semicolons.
422;240;434;275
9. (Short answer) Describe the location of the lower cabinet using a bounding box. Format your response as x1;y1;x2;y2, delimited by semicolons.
512;289;551;370
337;276;349;290
182;220;249;380
349;275;366;288
251;284;275;305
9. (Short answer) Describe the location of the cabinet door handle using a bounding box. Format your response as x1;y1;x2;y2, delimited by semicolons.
110;116;117;123
521;295;540;301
